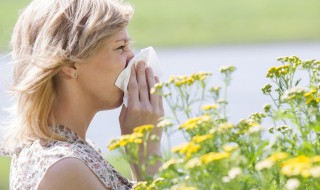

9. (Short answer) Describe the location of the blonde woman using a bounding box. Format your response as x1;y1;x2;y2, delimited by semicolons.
0;0;163;189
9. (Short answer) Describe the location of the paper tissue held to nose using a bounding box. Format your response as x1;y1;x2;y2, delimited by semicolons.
115;46;163;107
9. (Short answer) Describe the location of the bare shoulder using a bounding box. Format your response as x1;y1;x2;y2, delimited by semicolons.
38;157;110;190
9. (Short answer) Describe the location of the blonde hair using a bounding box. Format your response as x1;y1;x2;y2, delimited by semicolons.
1;0;133;153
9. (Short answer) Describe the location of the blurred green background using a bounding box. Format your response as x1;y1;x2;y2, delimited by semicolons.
1;0;320;51
1;0;320;189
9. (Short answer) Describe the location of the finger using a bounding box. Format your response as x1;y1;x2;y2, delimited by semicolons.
155;76;164;114
136;61;149;102
146;67;159;107
128;64;139;107
119;105;127;123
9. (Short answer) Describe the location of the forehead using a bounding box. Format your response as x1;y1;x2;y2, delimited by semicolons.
111;29;130;42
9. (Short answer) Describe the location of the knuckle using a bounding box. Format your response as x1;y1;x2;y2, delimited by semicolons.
128;81;138;89
139;83;148;90
155;109;164;117
129;105;140;113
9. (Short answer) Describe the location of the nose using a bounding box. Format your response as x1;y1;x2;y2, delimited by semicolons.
127;49;134;60
125;49;134;67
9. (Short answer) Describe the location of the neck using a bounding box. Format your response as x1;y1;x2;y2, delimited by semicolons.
52;83;96;140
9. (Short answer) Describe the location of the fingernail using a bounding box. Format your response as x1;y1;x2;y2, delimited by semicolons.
146;67;152;72
138;61;145;67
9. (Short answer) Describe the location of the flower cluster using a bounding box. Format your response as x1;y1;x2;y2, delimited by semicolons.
171;142;201;159
219;65;236;74
262;84;272;95
281;86;307;102
178;115;212;131
304;88;320;105
108;133;143;150
165;72;212;87
281;155;320;178
108;125;156;151
200;152;230;164
108;57;320;190
266;65;290;78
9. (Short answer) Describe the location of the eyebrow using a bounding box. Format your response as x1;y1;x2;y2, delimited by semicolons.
115;37;132;43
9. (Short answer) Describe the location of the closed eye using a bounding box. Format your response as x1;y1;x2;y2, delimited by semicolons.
117;45;126;50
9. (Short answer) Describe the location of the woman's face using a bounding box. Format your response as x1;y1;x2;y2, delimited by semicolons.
77;29;133;110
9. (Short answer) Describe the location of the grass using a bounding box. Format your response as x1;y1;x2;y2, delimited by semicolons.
0;0;31;52
0;154;131;189
0;156;10;190
127;0;320;47
0;0;320;51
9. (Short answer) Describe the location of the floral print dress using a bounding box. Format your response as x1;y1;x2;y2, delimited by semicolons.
1;125;133;190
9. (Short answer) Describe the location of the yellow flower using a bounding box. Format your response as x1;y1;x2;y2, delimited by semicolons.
149;178;165;189
304;89;317;104
262;84;272;95
267;152;289;162
133;181;148;190
266;65;290;78
312;156;320;163
107;139;120;151
219;65;236;74
186;77;195;85
172;142;201;158
201;104;219;111
185;157;202;169
160;158;183;171
200;152;230;164
171;183;198;190
218;122;234;132
209;86;221;93
175;80;185;87
133;124;154;134
191;71;212;81
150;82;164;94
168;76;175;83
222;143;239;152
157;119;173;128
192;134;213;143
281;156;312;177
255;159;274;171
107;133;143;151
277;56;301;68
179;115;212;130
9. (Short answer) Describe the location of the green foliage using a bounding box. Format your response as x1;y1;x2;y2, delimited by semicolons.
0;0;31;52
109;56;320;189
105;153;132;179
0;156;11;190
1;0;320;50
127;0;320;47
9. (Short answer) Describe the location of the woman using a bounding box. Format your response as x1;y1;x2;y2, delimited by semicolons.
0;0;163;189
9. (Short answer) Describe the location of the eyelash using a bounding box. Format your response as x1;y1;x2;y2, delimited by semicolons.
117;45;126;50
117;43;132;53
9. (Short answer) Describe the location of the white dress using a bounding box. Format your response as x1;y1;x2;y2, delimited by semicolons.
1;125;133;190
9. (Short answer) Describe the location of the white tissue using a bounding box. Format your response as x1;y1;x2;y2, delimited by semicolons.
115;46;163;107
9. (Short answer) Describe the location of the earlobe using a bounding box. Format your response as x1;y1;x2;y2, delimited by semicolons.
60;63;78;79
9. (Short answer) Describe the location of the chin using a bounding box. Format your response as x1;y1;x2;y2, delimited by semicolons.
104;97;123;110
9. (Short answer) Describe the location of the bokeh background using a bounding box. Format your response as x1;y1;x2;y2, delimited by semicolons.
1;0;320;189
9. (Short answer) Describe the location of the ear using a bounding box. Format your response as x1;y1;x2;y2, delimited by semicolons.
60;63;78;79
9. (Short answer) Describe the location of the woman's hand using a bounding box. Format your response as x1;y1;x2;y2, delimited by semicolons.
119;61;164;180
119;61;164;136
